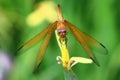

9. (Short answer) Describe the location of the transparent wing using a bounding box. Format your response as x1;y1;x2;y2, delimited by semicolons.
65;20;108;66
16;21;57;53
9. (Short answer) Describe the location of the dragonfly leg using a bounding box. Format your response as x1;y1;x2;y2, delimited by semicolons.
59;37;67;46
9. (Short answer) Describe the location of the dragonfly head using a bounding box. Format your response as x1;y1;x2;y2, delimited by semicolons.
58;28;66;39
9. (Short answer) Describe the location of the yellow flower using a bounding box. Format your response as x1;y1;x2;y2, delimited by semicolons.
26;1;57;27
55;30;93;71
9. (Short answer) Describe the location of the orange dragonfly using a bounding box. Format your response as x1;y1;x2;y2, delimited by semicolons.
17;4;107;70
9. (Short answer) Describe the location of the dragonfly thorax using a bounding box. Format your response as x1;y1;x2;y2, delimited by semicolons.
57;21;67;39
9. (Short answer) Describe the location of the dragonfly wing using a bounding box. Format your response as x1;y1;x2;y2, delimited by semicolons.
65;20;107;66
33;22;57;72
17;21;57;54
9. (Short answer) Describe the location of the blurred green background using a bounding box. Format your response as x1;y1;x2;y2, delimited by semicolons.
0;0;120;80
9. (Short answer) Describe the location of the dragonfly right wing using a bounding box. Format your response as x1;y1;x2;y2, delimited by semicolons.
16;21;57;55
33;25;56;72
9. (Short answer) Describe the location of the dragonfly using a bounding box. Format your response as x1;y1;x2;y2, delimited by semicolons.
17;4;107;71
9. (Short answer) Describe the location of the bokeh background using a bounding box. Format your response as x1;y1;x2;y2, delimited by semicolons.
0;0;120;80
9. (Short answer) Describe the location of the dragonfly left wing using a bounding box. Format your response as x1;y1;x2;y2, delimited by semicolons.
65;20;108;66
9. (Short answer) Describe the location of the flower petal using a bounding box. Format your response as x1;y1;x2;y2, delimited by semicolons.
70;57;93;64
69;57;93;68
